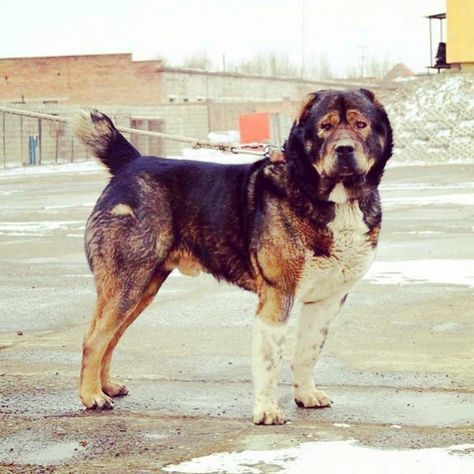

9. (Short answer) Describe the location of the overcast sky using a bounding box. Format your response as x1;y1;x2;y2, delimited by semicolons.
2;0;446;76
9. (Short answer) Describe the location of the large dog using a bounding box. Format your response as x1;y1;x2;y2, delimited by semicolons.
75;89;392;425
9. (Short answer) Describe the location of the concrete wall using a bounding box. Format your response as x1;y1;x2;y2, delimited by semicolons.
208;99;300;131
0;102;210;167
161;69;344;102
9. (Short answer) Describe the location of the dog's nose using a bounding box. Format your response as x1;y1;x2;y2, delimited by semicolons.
336;151;358;177
335;145;355;156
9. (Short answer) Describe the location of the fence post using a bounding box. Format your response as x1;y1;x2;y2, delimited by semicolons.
2;113;5;168
55;122;59;164
38;118;42;165
20;116;24;165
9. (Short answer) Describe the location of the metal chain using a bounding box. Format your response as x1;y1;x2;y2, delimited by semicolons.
0;105;279;158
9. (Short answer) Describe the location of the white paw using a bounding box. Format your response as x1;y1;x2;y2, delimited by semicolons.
253;404;286;425
294;388;332;409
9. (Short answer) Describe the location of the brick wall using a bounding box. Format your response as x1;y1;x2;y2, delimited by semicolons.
0;53;388;106
0;54;165;105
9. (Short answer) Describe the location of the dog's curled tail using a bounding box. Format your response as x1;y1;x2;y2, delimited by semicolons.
74;109;140;175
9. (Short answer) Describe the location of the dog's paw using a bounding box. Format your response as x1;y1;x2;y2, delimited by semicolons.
81;392;114;410
253;405;286;425
102;382;129;398
294;389;332;409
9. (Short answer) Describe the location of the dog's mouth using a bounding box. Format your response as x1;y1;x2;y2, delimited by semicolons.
321;170;367;183
317;172;369;203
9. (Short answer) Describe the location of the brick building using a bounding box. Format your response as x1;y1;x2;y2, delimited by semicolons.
0;53;389;167
0;52;371;105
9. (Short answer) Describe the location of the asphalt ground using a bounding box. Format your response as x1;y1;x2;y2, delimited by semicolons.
0;161;473;472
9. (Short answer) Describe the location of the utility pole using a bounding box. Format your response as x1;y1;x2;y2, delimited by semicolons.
301;0;305;78
358;45;368;78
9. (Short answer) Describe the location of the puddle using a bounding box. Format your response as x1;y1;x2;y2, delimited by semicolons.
365;259;474;287
163;441;474;474
0;440;84;465
144;433;169;440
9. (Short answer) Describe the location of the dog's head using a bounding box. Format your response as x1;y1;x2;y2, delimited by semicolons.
285;89;392;202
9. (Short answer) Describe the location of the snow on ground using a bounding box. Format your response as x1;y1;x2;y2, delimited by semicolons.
382;193;474;208
0;221;83;236
0;149;260;179
0;160;103;179
385;73;474;165
0;150;472;180
366;260;474;288
163;441;474;474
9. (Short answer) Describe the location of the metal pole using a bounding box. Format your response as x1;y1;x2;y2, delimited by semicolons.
20;116;24;165
55;122;59;164
38;119;42;165
429;18;433;70
301;0;305;78
2;113;6;168
440;18;443;42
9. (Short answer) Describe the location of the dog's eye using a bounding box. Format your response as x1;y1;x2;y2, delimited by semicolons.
355;121;367;129
321;123;332;131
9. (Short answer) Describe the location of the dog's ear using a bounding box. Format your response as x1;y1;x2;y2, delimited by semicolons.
359;88;386;110
359;88;375;102
296;92;319;125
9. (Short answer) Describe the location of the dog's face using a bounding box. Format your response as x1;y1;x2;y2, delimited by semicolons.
286;89;393;202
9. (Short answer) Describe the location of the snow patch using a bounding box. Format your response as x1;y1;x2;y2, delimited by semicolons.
382;193;474;208
366;260;474;287
163;441;474;474
0;220;83;236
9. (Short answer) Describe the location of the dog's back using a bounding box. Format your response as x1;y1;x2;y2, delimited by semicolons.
75;110;262;290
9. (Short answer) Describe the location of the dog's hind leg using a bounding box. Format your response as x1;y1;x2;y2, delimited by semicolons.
80;264;169;410
100;270;170;397
80;295;125;409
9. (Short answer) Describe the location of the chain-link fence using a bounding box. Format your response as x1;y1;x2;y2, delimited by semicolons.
385;73;474;165
2;76;472;169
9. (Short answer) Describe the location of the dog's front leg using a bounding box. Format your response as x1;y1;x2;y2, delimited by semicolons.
292;293;347;408
252;286;292;425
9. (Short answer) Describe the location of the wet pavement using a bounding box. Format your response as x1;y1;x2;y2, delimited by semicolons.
0;161;473;472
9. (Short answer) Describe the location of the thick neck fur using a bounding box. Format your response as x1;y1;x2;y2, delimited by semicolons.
256;156;382;234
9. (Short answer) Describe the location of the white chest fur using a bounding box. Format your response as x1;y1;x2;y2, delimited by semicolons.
297;202;376;303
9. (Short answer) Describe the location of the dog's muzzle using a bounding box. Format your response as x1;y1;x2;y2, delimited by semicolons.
335;145;359;177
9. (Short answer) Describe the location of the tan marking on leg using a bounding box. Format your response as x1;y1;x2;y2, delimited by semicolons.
80;298;123;409
110;204;135;217
100;272;169;397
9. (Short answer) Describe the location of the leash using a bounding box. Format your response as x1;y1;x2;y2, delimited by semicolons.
0;106;282;160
